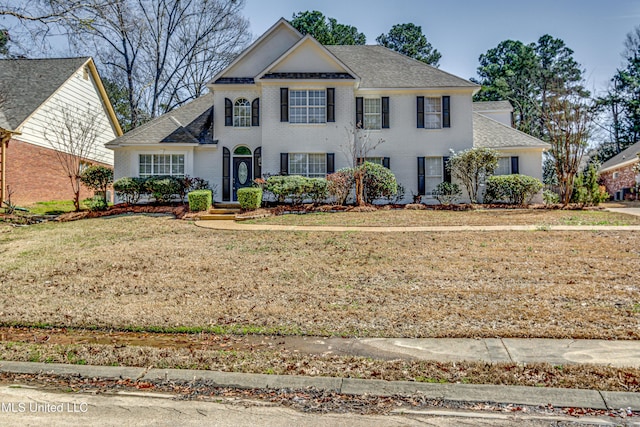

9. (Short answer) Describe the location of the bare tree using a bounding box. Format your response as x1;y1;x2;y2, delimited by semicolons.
543;94;594;206
43;103;104;211
341;123;384;206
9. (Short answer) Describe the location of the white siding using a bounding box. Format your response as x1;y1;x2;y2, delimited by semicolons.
13;66;117;165
270;41;345;73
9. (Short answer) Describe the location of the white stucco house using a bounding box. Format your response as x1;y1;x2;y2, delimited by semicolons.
106;19;549;203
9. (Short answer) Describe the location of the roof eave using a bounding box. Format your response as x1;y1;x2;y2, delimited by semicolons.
600;158;639;173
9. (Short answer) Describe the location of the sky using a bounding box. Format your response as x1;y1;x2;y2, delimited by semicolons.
243;0;640;94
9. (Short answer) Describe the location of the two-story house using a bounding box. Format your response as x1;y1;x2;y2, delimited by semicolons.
106;19;548;203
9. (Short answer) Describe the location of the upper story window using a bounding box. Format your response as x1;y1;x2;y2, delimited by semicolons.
364;98;381;130
139;154;184;178
233;98;251;127
424;97;442;129
290;90;326;124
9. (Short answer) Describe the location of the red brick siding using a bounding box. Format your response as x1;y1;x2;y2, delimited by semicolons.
5;139;111;205
600;161;640;198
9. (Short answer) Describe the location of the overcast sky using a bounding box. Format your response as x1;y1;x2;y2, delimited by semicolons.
244;0;640;94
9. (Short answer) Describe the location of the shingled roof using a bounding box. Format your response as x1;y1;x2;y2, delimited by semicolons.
327;45;478;89
106;93;215;147
0;57;90;131
472;100;513;112
473;113;549;149
599;141;640;172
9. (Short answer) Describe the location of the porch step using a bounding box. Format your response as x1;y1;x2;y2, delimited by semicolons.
199;213;237;221
213;203;241;209
208;208;240;215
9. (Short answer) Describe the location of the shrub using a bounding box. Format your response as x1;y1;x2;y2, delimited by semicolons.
484;174;543;205
176;175;210;201
572;164;610;206
360;161;397;203
188;190;212;212
434;182;462;205
85;195;109;211
307;178;329;204
327;169;354;205
144;176;181;203
543;189;560;205
237;187;262;210
448;147;499;203
80;165;113;203
386;182;406;204
113;177;146;204
265;175;328;205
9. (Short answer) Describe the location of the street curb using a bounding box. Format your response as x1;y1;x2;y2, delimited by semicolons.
2;361;639;410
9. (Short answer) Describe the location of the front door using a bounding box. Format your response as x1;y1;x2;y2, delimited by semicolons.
233;157;252;201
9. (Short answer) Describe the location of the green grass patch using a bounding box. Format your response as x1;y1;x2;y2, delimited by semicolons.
24;200;86;215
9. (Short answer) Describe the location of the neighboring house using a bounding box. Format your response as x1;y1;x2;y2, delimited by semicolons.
599;141;640;200
107;19;549;203
0;57;122;206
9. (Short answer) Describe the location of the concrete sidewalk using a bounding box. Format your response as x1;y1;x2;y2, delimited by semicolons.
1;360;639;412
196;220;640;232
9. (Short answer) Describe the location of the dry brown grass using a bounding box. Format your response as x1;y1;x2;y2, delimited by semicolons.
1;214;639;339
248;208;640;227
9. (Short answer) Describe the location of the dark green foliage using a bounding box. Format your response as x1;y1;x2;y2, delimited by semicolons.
113;177;146;204
543;189;560;205
484;175;543;205
327;169;354;205
80;165;113;203
307;178;329;204
144;176;181;203
434;182;462;205
448;148;499;203
360;161;397;203
237;187;262;210
85;196;109;211
0;29;9;56
376;23;441;66
290;11;365;45
176;175;210;201
188;189;212;212
386;182;406;204
571;164;609;206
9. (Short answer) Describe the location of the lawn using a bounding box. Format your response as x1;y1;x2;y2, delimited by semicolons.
0;213;639;339
247;208;640;227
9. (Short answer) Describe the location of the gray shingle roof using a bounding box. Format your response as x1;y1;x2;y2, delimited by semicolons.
106;93;214;146
0;57;89;130
473;113;550;149
473;101;513;112
599;141;640;171
326;45;478;89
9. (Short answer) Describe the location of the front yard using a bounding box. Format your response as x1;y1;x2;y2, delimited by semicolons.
1;212;639;339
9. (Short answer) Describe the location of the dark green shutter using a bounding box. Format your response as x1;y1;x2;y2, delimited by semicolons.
355;97;363;128
511;156;519;174
382;157;390;169
222;147;230;201
254;147;262;179
225;98;232;126
280;88;288;122
417;157;425;195
443;156;451;183
382;97;390;129
326;88;335;122
280;153;289;175
417;96;425;128
326;153;335;174
442;96;450;128
251;98;260;127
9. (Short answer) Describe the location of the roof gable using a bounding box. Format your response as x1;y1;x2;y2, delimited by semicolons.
211;18;302;84
599;141;640;172
473;100;513;113
257;36;357;80
0;57;89;131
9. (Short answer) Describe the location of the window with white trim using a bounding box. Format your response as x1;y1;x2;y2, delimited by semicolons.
425;156;443;196
363;98;381;130
288;153;326;177
139;154;184;178
233;98;251;127
495;157;512;176
425;97;442;129
289;90;326;124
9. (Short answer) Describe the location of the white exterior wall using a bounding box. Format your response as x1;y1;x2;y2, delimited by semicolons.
225;28;300;78
477;110;512;127
14;65;117;165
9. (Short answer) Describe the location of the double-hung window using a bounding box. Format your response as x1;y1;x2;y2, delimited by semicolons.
139;154;184;178
425;156;443;196
289;90;326;124
425;97;442;129
363;98;382;130
233;98;251;127
288;153;327;177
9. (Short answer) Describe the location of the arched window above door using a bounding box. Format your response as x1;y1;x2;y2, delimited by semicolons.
233;146;251;156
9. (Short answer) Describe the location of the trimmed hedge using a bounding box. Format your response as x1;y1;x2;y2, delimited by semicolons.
484;174;543;205
113;177;147;204
237;187;262;210
114;175;210;204
434;181;462;205
264;175;328;205
188;190;212;212
361;161;397;203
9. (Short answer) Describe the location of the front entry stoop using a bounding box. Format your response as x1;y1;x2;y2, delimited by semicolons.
199;204;241;221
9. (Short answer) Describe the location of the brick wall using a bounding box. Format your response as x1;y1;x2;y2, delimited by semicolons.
5;139;110;205
600;161;640;199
